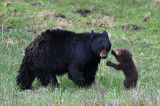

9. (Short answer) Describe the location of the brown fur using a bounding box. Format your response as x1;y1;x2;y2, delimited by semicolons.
106;49;139;89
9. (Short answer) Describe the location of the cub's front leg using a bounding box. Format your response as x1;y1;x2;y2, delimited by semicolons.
106;61;122;70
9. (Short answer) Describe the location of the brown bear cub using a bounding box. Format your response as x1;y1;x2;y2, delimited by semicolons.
106;49;138;89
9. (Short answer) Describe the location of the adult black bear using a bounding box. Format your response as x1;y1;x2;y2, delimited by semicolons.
16;29;111;89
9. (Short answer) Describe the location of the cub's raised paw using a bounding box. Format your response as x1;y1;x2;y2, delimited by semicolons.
111;50;116;55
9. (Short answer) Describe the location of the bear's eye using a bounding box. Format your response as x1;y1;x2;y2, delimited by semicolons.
98;47;103;52
100;47;104;51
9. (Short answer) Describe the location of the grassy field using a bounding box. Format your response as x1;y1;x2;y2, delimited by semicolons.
0;0;160;105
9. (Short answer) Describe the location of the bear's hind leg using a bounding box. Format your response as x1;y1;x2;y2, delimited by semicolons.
68;66;85;87
38;74;59;87
123;78;135;89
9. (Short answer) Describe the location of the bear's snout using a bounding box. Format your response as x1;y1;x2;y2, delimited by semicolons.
100;51;108;59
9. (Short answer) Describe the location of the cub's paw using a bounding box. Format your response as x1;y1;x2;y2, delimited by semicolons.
111;50;116;55
106;61;113;66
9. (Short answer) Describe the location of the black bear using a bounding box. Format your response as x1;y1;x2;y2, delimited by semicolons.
16;29;111;89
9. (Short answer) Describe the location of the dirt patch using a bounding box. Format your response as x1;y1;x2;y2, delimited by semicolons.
86;21;105;28
57;19;73;28
36;11;66;20
5;26;14;31
4;2;12;7
75;8;107;17
30;1;44;6
54;12;66;18
17;12;24;16
153;1;160;6
75;9;91;17
143;12;150;21
122;24;144;31
0;26;14;31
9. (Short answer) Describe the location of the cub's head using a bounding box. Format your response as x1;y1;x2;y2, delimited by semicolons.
114;49;133;62
91;30;111;59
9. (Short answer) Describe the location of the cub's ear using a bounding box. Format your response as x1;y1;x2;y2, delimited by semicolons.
91;30;94;39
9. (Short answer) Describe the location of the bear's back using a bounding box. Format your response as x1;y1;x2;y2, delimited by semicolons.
42;29;77;39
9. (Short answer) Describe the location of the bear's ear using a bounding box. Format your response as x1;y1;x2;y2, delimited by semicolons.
103;31;108;37
103;31;107;34
91;30;94;39
91;30;94;33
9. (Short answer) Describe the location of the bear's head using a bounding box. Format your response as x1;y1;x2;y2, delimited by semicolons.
114;49;133;62
91;31;111;59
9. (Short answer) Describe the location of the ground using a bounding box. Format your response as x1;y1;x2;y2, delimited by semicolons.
0;0;160;105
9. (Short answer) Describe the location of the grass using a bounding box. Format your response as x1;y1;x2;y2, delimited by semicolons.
0;0;160;105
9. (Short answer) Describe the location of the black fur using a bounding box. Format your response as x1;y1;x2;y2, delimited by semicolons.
16;29;111;89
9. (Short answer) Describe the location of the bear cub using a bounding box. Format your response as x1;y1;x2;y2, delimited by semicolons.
16;29;111;90
106;49;138;89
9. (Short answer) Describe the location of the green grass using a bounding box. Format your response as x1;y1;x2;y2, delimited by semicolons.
0;0;160;105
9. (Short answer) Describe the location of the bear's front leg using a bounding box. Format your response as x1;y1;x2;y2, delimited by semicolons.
68;65;86;87
37;74;59;87
82;63;98;86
